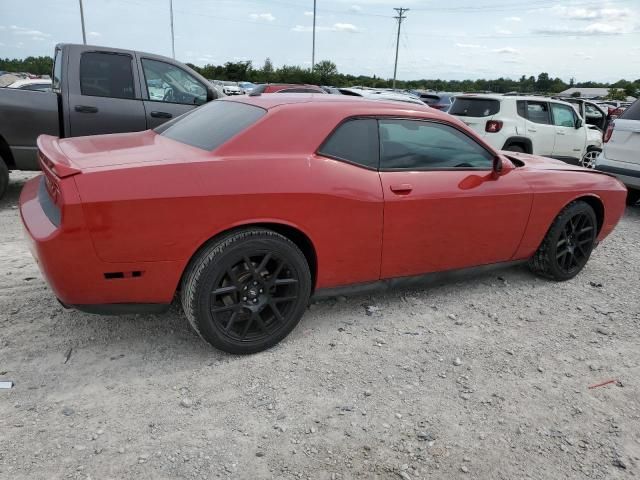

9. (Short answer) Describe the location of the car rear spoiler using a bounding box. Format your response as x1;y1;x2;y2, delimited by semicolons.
36;135;81;178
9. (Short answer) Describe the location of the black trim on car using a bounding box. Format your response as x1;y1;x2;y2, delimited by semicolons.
595;163;640;178
313;259;527;299
70;303;171;315
38;176;61;227
502;136;533;154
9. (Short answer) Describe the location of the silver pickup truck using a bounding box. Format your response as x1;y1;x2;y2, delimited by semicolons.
0;43;221;198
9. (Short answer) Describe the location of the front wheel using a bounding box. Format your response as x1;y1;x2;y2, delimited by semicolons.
580;148;600;169
528;201;597;281
181;229;312;354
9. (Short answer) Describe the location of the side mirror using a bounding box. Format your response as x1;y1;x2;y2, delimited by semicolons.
575;118;583;129
493;156;503;175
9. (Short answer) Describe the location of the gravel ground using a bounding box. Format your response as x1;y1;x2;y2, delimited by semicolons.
1;171;639;480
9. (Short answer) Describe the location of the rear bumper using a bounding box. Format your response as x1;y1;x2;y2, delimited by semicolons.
19;176;181;309
595;152;640;189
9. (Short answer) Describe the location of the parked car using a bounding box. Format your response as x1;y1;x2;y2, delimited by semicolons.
338;88;425;105
7;78;53;92
416;92;457;111
595;99;640;206
0;43;221;199
321;86;342;94
20;95;626;354
238;82;256;94
449;95;603;167
221;81;242;95
251;83;326;94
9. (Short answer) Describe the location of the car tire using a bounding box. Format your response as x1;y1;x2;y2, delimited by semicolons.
181;228;312;354
627;189;640;206
505;145;524;153
528;201;597;281
580;148;600;169
0;160;8;200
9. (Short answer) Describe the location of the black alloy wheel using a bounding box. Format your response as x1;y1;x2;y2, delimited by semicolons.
529;201;597;281
181;229;311;354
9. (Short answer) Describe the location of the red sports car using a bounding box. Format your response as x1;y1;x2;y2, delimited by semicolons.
20;95;627;353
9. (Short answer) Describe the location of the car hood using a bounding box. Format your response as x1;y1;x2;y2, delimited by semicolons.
54;130;200;171
502;151;591;172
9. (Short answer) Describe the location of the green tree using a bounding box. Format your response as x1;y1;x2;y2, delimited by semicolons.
607;88;627;101
313;60;338;85
571;91;581;98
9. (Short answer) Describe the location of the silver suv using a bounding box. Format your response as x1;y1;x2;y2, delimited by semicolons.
595;100;640;206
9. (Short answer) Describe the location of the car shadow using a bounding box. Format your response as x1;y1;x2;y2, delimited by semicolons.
0;172;38;209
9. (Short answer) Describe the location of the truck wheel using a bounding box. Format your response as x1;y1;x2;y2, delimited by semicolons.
505;145;524;153
0;160;8;200
181;228;312;354
580;148;600;169
528;201;597;281
627;189;640;206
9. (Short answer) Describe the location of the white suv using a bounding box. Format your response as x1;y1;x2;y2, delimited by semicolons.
448;95;603;166
595;100;640;206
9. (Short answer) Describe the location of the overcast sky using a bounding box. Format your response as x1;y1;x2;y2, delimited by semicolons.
1;0;639;82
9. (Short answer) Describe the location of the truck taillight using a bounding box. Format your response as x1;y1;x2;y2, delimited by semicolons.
485;120;503;133
604;122;615;143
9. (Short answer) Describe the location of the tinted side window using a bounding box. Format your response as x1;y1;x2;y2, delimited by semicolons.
379;120;493;170
526;101;550;124
156;100;265;151
80;52;135;99
551;103;577;127
52;47;62;92
318;119;379;169
517;100;526;118
620;99;640;121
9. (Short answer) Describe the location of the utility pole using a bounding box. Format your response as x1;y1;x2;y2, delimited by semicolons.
392;7;409;90
311;0;317;72
78;0;87;44
170;0;176;59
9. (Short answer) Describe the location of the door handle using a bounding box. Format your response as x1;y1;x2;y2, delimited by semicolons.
390;184;413;194
528;129;537;133
74;105;98;113
150;111;173;119
556;132;566;135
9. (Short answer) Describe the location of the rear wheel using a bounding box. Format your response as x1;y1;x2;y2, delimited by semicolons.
580;148;600;169
505;144;524;153
181;229;312;354
528;201;597;281
0;160;8;200
627;189;640;206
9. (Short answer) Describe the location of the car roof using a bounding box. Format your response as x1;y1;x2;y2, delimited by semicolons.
456;93;577;106
222;93;447;118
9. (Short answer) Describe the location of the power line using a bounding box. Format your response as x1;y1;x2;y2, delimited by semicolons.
78;0;86;44
392;7;408;89
311;0;316;71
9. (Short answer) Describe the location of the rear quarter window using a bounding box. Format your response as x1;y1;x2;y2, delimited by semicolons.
318;118;379;169
156;100;265;150
449;98;500;117
620;100;640;121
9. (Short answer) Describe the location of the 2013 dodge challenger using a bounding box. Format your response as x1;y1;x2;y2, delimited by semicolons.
20;94;627;354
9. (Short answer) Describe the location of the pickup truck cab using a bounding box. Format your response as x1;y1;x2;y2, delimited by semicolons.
0;43;221;198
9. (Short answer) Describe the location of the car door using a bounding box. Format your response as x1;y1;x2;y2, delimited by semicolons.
523;100;555;156
605;101;640;166
550;102;586;163
67;50;147;137
378;118;532;279
138;57;209;129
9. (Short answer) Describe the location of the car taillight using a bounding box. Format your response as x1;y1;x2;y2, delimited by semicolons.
603;122;615;143
610;107;624;117
485;120;503;133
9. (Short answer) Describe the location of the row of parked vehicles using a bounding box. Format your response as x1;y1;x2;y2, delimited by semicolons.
0;42;638;206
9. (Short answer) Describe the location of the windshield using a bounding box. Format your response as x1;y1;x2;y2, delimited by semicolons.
156;100;265;150
449;98;500;117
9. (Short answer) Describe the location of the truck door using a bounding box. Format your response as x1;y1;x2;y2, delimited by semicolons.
67;50;147;137
137;56;209;129
550;102;585;163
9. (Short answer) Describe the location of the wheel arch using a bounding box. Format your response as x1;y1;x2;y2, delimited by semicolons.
502;136;533;154
565;194;605;236
179;221;319;294
0;134;16;169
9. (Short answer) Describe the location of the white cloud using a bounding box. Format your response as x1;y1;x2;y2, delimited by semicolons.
493;47;519;54
576;52;594;60
533;22;629;35
292;22;359;33
505;16;522;22
304;11;313;16
249;13;275;22
496;28;512;35
455;43;482;48
89;31;101;37
550;6;630;21
9;25;50;38
350;5;362;12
